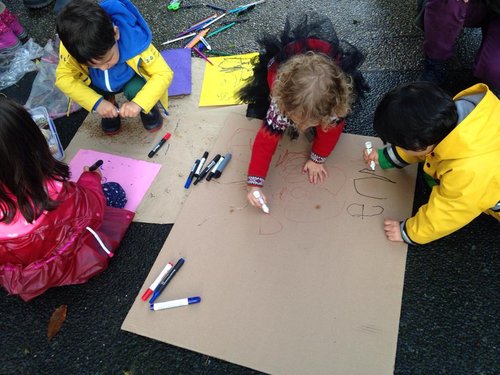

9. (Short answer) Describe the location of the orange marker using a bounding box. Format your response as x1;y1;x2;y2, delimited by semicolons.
184;28;210;49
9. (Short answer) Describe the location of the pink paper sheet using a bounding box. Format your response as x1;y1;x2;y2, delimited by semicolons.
69;149;161;212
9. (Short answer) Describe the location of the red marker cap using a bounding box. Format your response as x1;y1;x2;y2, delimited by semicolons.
141;288;154;301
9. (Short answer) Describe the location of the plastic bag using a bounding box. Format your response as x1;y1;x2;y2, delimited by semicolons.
0;38;43;90
24;37;81;119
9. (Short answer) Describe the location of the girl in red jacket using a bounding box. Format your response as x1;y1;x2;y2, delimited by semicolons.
239;12;369;211
0;99;134;301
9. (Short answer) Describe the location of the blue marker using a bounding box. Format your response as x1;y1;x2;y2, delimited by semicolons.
213;153;232;178
149;258;185;304
150;296;201;311
184;159;200;189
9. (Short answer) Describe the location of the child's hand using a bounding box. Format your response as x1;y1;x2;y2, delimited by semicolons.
303;160;328;184
83;166;102;178
96;100;119;118
247;186;267;209
383;219;403;242
119;102;142;118
363;148;379;168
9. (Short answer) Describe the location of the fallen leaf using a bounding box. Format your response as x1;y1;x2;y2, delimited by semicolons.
47;305;67;341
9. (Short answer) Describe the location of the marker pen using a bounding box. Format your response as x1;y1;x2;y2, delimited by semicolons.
150;296;201;311
365;141;376;171
206;155;225;181
194;151;209;178
252;190;270;214
213;153;232;178
148;132;171;158
141;262;174;301
89;159;103;172
149;257;185;304
184;159;200;189
194;154;221;184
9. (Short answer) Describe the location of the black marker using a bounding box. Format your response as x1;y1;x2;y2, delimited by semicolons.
213;153;232;178
206;155;225;181
194;154;220;184
148;132;171;158
89;159;103;171
149;257;185;303
194;151;209;178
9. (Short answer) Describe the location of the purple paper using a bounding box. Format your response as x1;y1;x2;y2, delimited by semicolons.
161;48;192;96
69;149;162;213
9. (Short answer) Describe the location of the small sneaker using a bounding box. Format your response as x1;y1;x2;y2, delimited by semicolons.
100;95;121;135
419;58;446;85
101;116;121;135
0;20;20;54
140;106;163;132
23;0;55;9
0;3;27;41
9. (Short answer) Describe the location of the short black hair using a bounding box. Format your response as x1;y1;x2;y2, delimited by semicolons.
0;99;70;224
373;81;458;151
56;0;116;64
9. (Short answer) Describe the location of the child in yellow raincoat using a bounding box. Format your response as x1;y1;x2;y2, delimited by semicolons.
365;82;500;245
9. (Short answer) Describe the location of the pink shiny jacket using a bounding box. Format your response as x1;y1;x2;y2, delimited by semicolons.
0;172;134;301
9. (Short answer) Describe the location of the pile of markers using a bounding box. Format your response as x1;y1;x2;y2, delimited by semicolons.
162;0;266;60
141;257;201;311
184;150;232;189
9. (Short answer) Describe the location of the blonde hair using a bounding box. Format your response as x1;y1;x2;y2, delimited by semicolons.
272;52;354;131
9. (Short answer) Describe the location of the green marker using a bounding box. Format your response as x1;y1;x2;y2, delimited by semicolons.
207;22;236;38
167;0;182;11
207;50;232;56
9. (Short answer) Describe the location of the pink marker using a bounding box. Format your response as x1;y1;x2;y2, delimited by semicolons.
141;262;174;301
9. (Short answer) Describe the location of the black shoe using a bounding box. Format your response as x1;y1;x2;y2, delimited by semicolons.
101;116;121;135
419;58;446;85
23;0;54;9
140;106;163;132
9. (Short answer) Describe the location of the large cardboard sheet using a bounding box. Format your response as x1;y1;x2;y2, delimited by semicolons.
64;59;246;223
122;113;417;375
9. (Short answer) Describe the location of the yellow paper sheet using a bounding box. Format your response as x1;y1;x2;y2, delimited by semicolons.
199;52;258;106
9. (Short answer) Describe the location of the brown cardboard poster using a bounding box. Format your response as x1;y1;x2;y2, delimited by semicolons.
122;113;418;375
64;59;246;223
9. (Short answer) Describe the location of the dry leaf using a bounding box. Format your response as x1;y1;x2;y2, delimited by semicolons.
47;305;67;341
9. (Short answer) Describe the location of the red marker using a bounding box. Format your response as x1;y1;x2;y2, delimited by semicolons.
148;132;171;158
141;261;174;301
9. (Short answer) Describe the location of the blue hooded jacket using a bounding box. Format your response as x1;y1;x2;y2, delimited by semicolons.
89;0;152;93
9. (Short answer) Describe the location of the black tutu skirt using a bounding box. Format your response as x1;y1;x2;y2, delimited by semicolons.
238;11;370;120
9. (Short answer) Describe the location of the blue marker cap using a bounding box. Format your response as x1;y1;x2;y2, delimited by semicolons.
149;291;160;304
188;296;201;304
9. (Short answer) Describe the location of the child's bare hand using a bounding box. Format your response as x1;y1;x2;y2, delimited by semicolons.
247;186;267;209
363;148;379;169
83;166;102;178
383;219;403;242
96;100;119;118
119;101;142;118
303;160;328;184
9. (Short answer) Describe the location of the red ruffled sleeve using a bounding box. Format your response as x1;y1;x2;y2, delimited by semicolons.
310;119;345;163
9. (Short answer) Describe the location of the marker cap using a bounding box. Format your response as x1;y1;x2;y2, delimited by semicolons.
141;289;153;301
188;296;201;304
